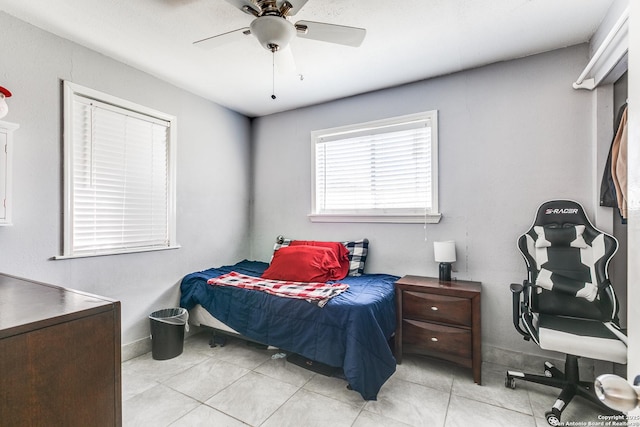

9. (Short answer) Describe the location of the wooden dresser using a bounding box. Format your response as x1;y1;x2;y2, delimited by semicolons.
0;273;122;426
394;275;482;384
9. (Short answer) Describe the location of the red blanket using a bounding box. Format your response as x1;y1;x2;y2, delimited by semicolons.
207;271;349;308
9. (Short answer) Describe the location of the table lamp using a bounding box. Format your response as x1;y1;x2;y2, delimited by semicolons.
434;240;456;281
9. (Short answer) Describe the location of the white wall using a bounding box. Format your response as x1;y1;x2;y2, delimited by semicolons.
0;12;252;346
250;45;597;355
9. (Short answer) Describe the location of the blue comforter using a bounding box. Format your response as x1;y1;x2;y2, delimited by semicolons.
180;260;398;400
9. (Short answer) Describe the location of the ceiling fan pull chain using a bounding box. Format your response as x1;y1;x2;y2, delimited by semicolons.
271;50;277;100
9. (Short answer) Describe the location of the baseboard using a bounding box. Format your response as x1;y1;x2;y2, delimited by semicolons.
121;336;152;362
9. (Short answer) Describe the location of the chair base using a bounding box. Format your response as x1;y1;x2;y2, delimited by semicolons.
505;355;623;426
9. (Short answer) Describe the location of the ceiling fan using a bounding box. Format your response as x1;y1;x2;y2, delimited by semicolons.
193;0;367;53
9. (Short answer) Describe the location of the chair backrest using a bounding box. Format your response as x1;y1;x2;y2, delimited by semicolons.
517;200;620;322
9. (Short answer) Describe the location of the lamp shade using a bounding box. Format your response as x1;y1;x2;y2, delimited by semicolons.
434;241;456;263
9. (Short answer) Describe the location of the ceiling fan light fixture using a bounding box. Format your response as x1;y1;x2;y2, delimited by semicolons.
250;16;295;51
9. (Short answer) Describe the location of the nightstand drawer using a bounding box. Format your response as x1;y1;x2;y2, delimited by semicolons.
403;291;471;326
402;319;472;359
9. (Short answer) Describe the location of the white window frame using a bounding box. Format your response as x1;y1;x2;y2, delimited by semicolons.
310;111;440;224
0;120;19;226
58;81;178;259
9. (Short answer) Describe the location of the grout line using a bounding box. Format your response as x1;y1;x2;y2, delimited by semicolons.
441;376;454;427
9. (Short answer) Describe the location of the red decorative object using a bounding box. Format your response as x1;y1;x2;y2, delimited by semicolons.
0;86;11;119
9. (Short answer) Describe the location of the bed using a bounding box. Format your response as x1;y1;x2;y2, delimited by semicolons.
179;239;398;401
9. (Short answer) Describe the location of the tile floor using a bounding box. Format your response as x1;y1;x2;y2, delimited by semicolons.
122;333;616;427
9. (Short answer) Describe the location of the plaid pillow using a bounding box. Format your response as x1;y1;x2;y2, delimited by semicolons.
342;238;369;276
272;236;369;276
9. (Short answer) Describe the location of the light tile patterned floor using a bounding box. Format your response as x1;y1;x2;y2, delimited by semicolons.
122;333;614;426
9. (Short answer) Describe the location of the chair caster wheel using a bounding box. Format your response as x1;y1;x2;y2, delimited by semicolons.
545;409;561;426
505;376;516;389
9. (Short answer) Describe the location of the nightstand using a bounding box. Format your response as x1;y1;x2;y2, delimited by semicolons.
394;275;482;384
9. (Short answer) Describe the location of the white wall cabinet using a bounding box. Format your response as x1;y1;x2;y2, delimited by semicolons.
0;121;19;226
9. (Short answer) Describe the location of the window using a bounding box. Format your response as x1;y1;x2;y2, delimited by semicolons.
310;111;440;223
59;81;178;258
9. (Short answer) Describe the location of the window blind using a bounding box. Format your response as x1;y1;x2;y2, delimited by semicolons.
313;113;435;217
68;94;171;256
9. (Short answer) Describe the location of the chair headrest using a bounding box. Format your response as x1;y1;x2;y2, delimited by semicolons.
531;200;591;229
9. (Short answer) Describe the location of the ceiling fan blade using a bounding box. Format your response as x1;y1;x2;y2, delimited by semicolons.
193;28;252;50
225;0;260;16
295;20;366;47
274;46;297;74
281;0;308;16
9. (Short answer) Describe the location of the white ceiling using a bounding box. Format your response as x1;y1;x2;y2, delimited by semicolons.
0;0;614;117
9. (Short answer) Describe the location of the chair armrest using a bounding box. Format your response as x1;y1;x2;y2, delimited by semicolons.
510;281;531;340
510;283;523;293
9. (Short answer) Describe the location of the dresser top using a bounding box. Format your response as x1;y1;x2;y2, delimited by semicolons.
0;273;117;339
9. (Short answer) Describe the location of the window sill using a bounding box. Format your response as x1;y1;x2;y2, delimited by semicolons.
51;244;181;260
308;213;442;224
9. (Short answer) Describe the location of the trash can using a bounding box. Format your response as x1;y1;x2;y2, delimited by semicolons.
149;308;189;360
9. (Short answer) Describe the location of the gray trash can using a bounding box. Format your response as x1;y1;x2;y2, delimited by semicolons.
149;308;189;360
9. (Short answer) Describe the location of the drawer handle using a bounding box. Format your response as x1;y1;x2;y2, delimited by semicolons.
431;337;439;342
431;306;439;311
